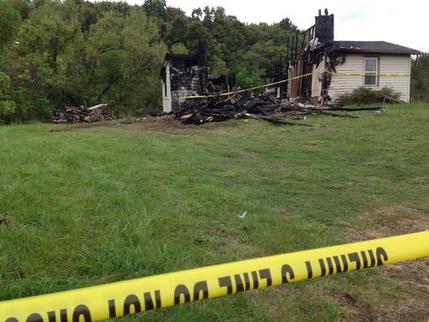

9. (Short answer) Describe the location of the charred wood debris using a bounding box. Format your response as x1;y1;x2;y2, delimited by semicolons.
51;93;385;126
174;90;384;126
52;104;112;123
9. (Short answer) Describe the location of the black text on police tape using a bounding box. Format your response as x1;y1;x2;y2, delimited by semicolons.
4;246;389;322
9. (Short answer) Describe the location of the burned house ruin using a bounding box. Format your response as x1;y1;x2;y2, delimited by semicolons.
160;52;235;112
160;52;207;113
289;9;420;103
161;9;420;112
288;9;334;100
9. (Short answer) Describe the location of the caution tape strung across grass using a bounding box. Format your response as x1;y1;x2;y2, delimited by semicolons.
1;231;428;321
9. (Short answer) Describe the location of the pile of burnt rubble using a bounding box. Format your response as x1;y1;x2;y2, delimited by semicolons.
51;93;385;126
52;104;112;124
174;92;384;125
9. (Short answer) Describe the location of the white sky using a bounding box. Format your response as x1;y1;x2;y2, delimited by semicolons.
135;0;428;52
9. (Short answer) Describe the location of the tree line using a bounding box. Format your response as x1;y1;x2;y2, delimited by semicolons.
0;0;299;122
0;0;427;123
411;53;429;101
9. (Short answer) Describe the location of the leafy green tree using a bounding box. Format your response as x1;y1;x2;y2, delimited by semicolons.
94;1;131;18
166;6;185;21
63;0;99;33
0;0;21;49
14;2;82;107
0;72;16;124
143;0;166;20
18;3;79;67
411;53;429;101
9;0;32;19
87;8;166;115
171;43;188;54
279;18;297;31
191;8;202;20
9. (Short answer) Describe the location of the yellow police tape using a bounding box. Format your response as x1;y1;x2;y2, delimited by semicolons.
333;72;410;77
1;231;428;321
183;71;409;99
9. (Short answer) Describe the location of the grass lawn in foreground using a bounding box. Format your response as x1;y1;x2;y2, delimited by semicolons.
0;103;428;321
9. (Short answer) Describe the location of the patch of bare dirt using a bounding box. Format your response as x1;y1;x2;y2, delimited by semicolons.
48;120;118;132
332;291;383;322
342;205;429;321
351;206;429;239
48;116;242;134
333;288;429;322
129;116;242;134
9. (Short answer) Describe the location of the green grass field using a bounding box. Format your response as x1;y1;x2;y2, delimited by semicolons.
1;104;428;321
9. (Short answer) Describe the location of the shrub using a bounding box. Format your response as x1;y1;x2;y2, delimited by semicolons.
0;100;16;124
11;88;55;122
0;72;16;124
338;86;401;105
0;72;54;123
411;53;429;102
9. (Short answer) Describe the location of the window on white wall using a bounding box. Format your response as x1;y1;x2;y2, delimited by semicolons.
364;57;379;86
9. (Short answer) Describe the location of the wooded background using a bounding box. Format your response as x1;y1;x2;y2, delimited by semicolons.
0;0;428;123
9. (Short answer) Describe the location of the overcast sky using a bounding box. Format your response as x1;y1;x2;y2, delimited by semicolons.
138;0;427;52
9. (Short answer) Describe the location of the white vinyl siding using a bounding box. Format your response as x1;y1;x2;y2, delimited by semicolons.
329;54;411;103
328;54;363;102
379;56;411;102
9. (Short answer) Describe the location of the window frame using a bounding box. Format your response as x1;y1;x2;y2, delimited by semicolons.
363;57;379;87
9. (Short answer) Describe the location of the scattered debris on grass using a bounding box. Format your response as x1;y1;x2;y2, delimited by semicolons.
48;122;116;132
173;92;385;125
138;114;176;125
50;95;385;127
238;211;247;220
52;104;112;123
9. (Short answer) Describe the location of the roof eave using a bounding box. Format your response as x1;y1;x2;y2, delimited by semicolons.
334;48;420;55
